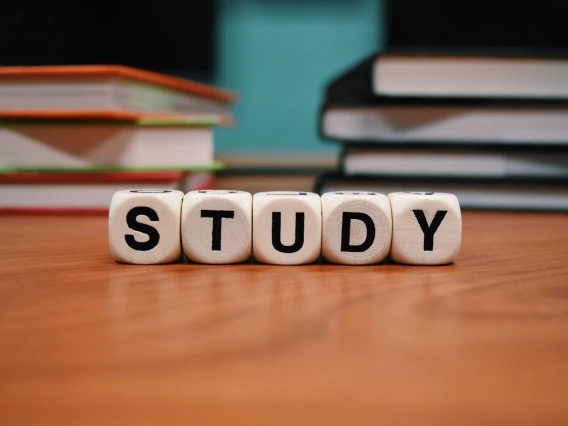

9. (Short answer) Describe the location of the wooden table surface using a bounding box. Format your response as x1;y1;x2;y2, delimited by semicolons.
1;211;568;426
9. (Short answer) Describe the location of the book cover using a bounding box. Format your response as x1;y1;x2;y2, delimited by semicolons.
324;49;568;102
0;170;215;214
0;65;238;121
340;145;568;178
318;103;568;146
314;171;568;212
0;120;223;171
0;65;236;103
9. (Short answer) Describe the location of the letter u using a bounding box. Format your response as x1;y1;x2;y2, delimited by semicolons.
271;212;305;253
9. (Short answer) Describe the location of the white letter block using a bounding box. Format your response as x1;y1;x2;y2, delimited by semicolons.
253;191;321;265
109;189;184;264
181;190;252;264
321;191;392;265
388;192;461;265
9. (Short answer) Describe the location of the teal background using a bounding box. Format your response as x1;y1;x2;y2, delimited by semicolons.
212;0;384;155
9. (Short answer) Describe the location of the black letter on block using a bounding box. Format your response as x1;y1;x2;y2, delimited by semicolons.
412;210;447;251
272;212;304;253
201;210;235;251
340;212;376;252
125;206;160;251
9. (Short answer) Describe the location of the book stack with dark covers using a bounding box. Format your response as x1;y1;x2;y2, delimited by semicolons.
0;65;237;213
316;51;568;211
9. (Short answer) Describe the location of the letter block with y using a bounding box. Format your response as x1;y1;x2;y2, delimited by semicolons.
252;191;321;265
388;192;462;265
321;191;392;265
181;190;252;264
108;189;184;264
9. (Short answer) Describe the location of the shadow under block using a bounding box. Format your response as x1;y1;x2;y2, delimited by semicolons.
252;191;322;265
321;191;392;265
181;190;252;264
108;189;184;264
388;192;462;265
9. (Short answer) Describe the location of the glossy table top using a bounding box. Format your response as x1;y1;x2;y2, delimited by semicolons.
1;211;567;425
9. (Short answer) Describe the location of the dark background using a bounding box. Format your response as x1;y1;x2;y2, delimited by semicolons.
3;0;568;80
0;0;216;79
385;0;568;51
2;0;568;154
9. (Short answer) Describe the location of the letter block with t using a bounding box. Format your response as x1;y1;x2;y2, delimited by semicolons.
321;191;392;265
181;190;252;264
253;191;321;265
108;189;184;264
388;192;462;265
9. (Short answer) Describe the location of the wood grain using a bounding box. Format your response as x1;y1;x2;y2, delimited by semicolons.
1;211;568;426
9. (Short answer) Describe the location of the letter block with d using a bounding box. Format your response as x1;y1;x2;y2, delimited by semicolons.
253;192;321;265
321;191;392;265
388;192;462;265
181;190;252;264
108;189;184;264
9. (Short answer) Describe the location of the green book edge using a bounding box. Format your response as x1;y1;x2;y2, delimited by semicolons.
0;116;223;127
0;161;224;173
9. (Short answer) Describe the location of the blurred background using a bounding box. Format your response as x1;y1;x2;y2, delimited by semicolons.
2;0;568;206
4;0;568;153
1;0;379;156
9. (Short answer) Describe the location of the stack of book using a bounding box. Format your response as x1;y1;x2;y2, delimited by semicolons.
0;65;236;213
316;51;568;211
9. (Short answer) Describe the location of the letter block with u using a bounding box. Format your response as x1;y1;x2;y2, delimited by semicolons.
108;189;184;264
321;191;392;265
252;191;322;265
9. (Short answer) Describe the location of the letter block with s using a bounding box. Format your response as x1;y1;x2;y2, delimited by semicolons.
388;192;462;265
252;192;321;265
108;189;184;264
321;191;392;265
181;190;252;264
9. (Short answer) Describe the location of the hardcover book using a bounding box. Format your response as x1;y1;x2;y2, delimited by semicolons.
314;172;568;212
0;65;237;122
325;50;568;102
0;170;215;213
0;118;223;172
341;146;568;178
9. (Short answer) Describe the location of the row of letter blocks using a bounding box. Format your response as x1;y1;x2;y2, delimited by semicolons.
109;190;462;265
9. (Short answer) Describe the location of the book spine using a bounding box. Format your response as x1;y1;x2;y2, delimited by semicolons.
313;171;338;194
324;54;377;103
316;102;332;144
337;146;348;175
